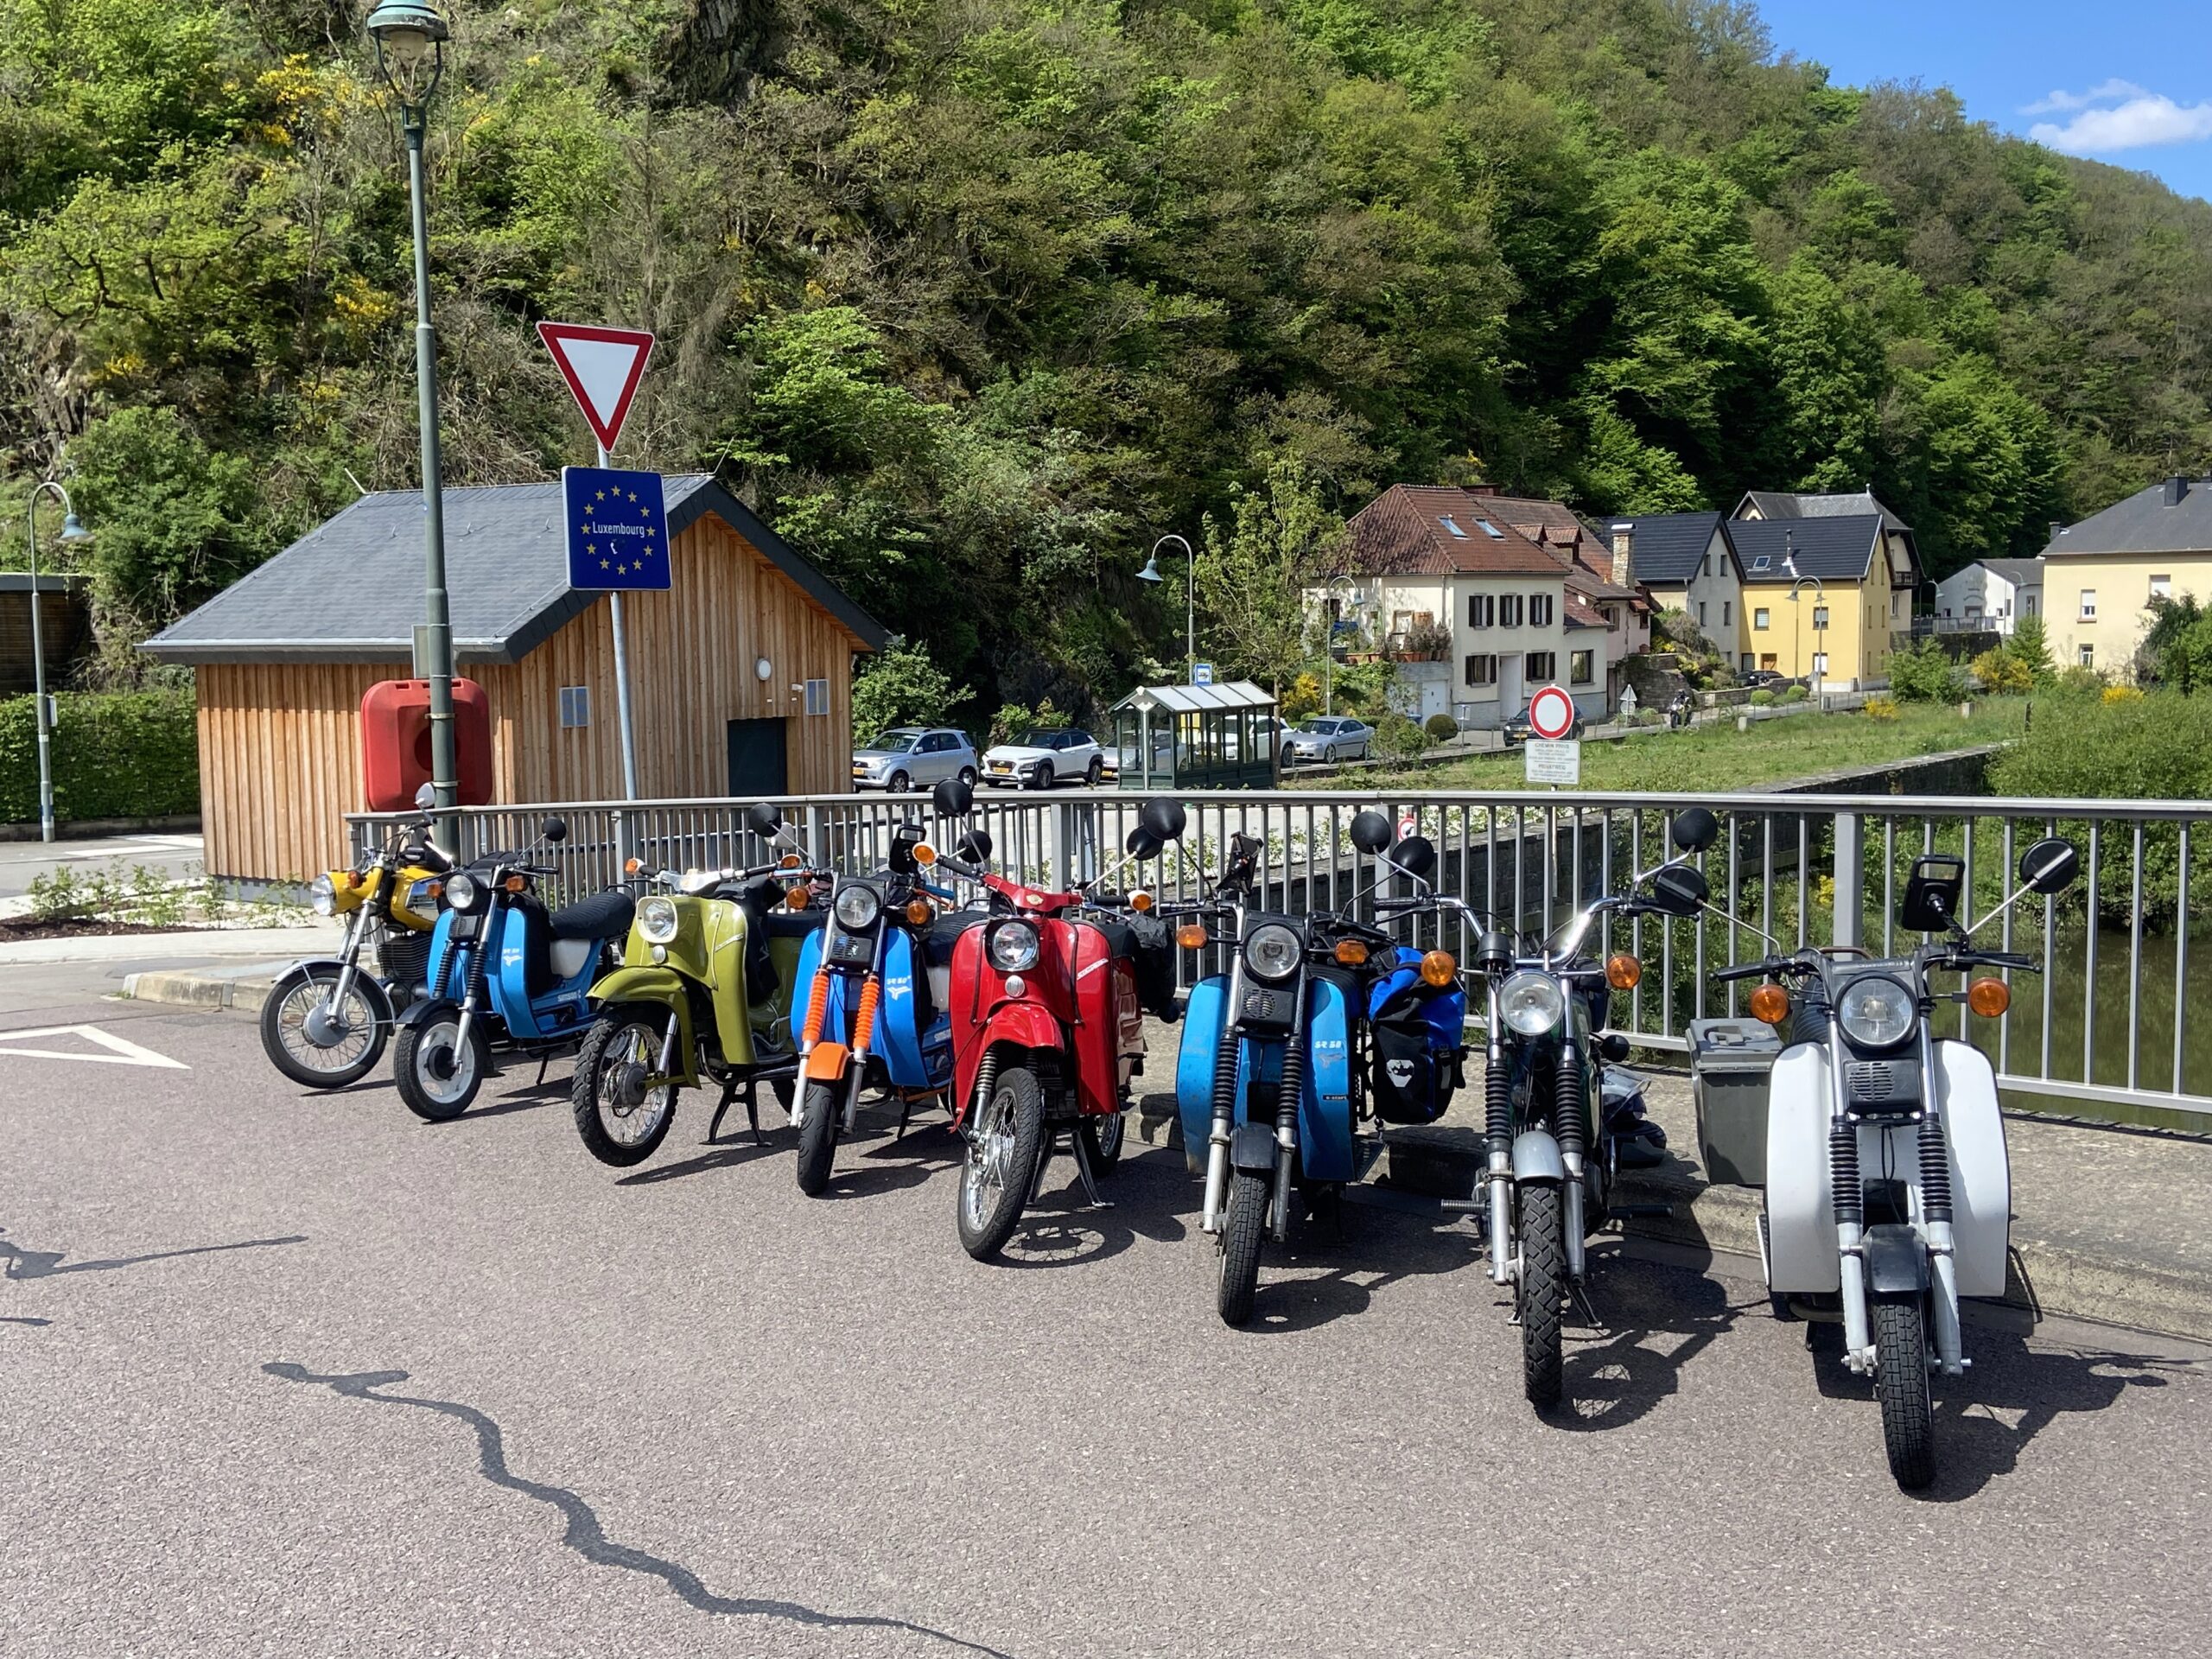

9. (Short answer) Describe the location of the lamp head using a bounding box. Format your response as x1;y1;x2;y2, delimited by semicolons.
366;2;449;105
1136;556;1163;584
58;512;91;544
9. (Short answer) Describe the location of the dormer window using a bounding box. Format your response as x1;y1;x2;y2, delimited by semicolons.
1440;515;1468;539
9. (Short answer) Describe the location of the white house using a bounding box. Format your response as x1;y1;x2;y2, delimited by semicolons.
1607;512;1744;656
1931;557;2044;636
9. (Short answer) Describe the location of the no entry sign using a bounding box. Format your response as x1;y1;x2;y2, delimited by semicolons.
1527;683;1577;741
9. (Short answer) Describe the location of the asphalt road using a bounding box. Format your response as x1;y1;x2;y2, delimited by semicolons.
3;997;2209;1658
0;831;205;899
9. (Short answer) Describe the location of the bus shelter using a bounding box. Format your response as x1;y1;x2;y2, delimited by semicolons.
1109;679;1277;791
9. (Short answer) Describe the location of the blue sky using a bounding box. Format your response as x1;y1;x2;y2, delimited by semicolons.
1755;0;2212;201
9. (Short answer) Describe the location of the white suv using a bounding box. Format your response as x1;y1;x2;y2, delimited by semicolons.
982;728;1104;790
852;728;978;792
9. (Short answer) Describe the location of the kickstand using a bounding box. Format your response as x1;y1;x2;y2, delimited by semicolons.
534;1053;550;1089
747;1084;764;1147
896;1094;912;1140
1028;1136;1055;1206
1572;1281;1606;1333
707;1081;738;1144
1067;1125;1110;1210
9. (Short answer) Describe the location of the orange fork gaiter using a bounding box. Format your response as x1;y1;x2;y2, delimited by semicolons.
851;979;882;1052
801;976;830;1047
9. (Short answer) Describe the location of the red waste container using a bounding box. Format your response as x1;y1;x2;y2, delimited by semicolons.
361;678;493;810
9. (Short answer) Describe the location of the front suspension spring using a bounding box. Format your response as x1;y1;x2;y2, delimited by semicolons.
1917;1116;1954;1223
1554;1044;1586;1164
1829;1122;1863;1228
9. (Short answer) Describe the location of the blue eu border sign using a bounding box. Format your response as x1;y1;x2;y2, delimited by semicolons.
564;466;670;592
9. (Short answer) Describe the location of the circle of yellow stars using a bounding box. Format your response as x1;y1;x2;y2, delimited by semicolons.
577;487;658;578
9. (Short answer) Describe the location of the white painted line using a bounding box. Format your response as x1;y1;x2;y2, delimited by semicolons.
0;1024;189;1069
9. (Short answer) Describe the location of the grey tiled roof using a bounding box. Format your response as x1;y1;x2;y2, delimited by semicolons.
142;474;887;663
1609;512;1731;586
1736;489;1913;534
2044;477;2212;557
1731;516;1894;584
1971;557;2046;584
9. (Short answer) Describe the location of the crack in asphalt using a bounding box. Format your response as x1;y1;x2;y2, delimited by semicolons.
1;1226;307;1281
263;1363;1014;1657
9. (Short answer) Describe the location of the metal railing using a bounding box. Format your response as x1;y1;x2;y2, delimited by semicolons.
350;786;2212;1119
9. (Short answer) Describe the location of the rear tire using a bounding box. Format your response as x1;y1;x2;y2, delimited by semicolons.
958;766;977;787
1217;1169;1268;1326
1875;1298;1936;1490
1078;1112;1124;1174
956;1065;1046;1261
260;964;390;1089
392;1004;486;1122
571;1009;679;1166
1517;1181;1567;1411
795;1079;840;1195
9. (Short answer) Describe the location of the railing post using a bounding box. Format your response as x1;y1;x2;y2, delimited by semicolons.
1054;800;1080;889
1832;810;1863;950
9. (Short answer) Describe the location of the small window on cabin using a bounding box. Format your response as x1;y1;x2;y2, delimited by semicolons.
558;686;590;729
804;678;830;716
1440;515;1468;539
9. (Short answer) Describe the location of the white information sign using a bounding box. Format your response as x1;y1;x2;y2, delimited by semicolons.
1524;738;1581;786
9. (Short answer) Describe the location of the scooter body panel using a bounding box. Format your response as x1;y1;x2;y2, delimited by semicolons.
1172;972;1354;1182
793;925;950;1091
1933;1038;2012;1297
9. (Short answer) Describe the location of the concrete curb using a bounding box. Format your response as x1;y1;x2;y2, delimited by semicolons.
121;967;282;1014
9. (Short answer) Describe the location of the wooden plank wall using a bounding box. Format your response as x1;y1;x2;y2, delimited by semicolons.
194;512;867;880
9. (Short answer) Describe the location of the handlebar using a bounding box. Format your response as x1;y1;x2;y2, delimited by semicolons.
1713;957;1802;983
1942;949;2037;971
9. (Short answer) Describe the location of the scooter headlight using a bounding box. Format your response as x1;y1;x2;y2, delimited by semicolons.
308;873;338;917
638;896;680;945
1499;969;1567;1035
1242;922;1302;983
833;883;882;931
1838;976;1916;1050
988;920;1040;974
442;871;481;913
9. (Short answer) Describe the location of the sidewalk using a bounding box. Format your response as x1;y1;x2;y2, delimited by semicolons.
0;924;345;1012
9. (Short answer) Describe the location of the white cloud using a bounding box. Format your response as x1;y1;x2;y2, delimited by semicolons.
2021;79;2149;116
2031;90;2212;155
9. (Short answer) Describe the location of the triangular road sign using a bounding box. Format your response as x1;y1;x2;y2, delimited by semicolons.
537;321;656;454
0;1024;188;1070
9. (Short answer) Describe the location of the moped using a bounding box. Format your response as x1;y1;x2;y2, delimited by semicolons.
1462;805;1718;1410
788;812;974;1195
1714;836;2081;1487
929;784;1183;1260
262;782;451;1088
392;816;636;1122
569;801;830;1167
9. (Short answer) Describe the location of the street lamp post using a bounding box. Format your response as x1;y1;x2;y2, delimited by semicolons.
1789;572;1827;696
366;2;458;844
23;482;92;844
1136;534;1196;683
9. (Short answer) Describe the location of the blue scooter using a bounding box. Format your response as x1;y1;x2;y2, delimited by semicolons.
392;816;637;1122
1167;809;1469;1325
787;812;972;1195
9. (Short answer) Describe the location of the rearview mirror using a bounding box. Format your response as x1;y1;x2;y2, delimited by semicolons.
957;829;994;864
414;782;437;811
1390;835;1437;880
1650;864;1709;917
2018;837;2081;896
745;802;783;838
932;777;973;818
1125;825;1164;860
1139;798;1186;842
1349;810;1394;855
1670;807;1718;854
541;816;568;843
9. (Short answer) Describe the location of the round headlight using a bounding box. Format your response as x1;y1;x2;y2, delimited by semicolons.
1499;969;1567;1036
833;884;882;931
988;920;1040;974
443;871;480;912
1243;922;1302;983
308;874;337;917
1838;976;1916;1049
638;896;680;944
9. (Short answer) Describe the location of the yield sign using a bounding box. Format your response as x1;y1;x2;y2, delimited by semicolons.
537;321;655;453
0;1024;188;1069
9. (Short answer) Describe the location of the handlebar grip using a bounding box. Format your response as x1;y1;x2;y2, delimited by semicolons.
1713;961;1777;983
1957;950;2036;970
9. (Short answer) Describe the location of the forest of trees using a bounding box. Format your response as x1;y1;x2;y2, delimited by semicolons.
4;0;2211;721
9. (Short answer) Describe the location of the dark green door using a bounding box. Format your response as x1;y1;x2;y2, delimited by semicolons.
727;717;789;797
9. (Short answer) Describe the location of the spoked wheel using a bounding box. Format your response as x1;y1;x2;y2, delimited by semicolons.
1874;1298;1936;1490
392;1002;487;1122
1217;1169;1268;1326
956;1065;1046;1261
1077;1110;1124;1175
260;964;391;1089
1516;1181;1567;1411
571;1009;679;1166
795;1079;841;1196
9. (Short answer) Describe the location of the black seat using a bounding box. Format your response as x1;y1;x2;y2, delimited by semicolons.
549;890;636;941
923;910;988;968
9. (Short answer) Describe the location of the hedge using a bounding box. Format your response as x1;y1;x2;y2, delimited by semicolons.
0;689;199;824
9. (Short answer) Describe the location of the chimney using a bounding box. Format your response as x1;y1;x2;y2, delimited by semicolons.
2163;475;2189;507
2050;520;2063;543
1609;522;1634;587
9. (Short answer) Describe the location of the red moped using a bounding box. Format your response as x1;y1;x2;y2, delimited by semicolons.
924;783;1183;1260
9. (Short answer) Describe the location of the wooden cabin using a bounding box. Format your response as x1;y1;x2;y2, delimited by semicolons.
142;474;886;882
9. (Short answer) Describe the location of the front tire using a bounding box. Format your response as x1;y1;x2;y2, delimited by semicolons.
1033;761;1055;791
260;964;391;1089
1875;1298;1936;1490
795;1079;840;1195
957;1065;1046;1261
1217;1169;1268;1326
1078;1112;1124;1174
571;1009;679;1166
1517;1181;1567;1410
1084;755;1103;786
1324;745;1338;764
958;766;977;787
393;1003;487;1122
887;771;911;794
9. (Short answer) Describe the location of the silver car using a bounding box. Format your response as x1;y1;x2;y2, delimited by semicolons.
852;728;978;792
1283;715;1373;764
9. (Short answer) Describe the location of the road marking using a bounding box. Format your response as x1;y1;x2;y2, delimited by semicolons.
0;1024;189;1069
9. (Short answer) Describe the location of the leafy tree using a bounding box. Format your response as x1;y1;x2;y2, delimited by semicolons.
1194;460;1341;695
1886;638;1968;702
2006;614;2054;684
851;636;968;739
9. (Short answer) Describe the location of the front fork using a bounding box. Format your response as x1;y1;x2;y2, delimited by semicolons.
1268;981;1307;1243
1201;959;1246;1236
450;894;498;1062
315;904;374;1035
1484;985;1513;1284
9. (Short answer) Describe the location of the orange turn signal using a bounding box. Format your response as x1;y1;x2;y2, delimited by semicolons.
1177;923;1209;950
905;897;933;926
779;852;802;868
786;887;810;910
625;857;644;874
1967;976;2011;1017
1421;949;1457;987
505;874;527;893
915;843;938;866
1750;983;1789;1025
1606;953;1643;990
1131;891;1154;913
427;880;444;899
1334;939;1370;967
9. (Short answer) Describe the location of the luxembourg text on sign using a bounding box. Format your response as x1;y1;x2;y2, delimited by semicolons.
563;466;671;593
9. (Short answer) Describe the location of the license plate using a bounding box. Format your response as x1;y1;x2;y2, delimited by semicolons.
990;762;1011;773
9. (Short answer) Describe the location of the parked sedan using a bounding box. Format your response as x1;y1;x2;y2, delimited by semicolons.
982;728;1104;789
1282;716;1373;765
852;728;979;792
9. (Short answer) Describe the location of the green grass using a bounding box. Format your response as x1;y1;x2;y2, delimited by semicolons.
1380;697;2030;793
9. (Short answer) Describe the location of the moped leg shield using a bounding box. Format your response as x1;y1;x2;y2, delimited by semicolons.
1229;1121;1279;1173
1511;1128;1566;1185
1862;1224;1930;1297
1762;1043;1840;1294
1933;1039;2012;1297
1174;976;1231;1172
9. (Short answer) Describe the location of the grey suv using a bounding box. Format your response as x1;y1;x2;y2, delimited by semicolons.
852;728;979;792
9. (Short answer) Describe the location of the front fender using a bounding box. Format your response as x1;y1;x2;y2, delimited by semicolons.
587;965;697;1086
396;995;458;1032
1862;1224;1930;1298
1512;1128;1566;1185
953;1001;1067;1123
1230;1121;1279;1173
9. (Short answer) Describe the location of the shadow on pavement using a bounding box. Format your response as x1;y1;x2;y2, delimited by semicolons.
1550;1256;1748;1433
616;1133;792;1187
263;1361;1015;1656
2;1225;307;1281
995;1144;1193;1271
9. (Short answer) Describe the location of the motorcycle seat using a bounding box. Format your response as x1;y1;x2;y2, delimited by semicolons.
548;890;636;942
760;909;821;940
923;910;988;968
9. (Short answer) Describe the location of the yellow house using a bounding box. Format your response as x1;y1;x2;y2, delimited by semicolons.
1731;492;1921;686
2041;474;2212;679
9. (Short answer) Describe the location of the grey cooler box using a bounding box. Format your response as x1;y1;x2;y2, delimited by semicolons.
1688;1018;1784;1187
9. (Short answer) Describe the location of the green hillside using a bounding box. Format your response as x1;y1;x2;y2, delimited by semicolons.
4;1;2210;715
